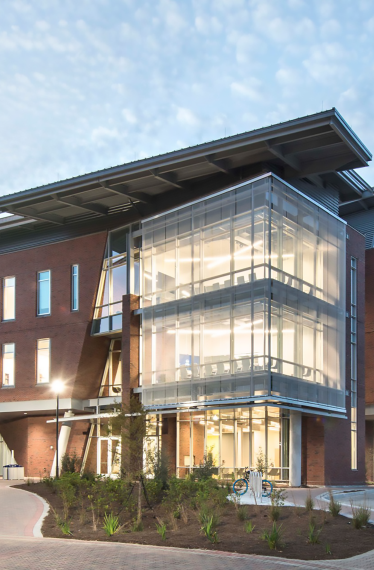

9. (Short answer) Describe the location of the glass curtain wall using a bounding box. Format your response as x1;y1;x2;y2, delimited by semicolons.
141;175;346;411
176;406;289;480
93;227;140;335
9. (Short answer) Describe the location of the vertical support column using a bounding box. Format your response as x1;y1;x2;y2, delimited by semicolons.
122;294;140;406
289;410;302;487
50;411;74;477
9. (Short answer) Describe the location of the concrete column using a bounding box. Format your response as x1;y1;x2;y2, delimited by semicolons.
50;411;74;476
289;410;302;487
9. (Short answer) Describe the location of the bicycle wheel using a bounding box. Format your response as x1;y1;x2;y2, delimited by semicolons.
233;478;248;496
262;479;273;498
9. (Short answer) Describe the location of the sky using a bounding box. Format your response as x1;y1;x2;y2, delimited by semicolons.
0;0;373;198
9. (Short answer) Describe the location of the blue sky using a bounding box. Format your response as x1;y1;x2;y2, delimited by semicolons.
0;0;373;197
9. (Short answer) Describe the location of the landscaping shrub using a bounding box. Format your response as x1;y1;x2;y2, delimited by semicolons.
61;452;80;474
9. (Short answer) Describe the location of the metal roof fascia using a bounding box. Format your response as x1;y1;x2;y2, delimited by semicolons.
0;110;339;208
333;108;372;160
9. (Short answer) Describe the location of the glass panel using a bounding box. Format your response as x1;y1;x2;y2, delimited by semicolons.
71;265;79;311
3;277;15;320
2;343;15;386
142;176;346;411
37;271;50;315
37;338;50;384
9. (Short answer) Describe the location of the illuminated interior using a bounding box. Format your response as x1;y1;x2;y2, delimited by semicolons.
141;175;346;411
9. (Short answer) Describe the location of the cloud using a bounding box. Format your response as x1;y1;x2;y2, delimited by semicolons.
303;42;349;85
231;78;262;101
122;108;137;124
176;107;200;127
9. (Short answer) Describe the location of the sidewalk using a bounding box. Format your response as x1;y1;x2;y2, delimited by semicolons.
0;479;48;537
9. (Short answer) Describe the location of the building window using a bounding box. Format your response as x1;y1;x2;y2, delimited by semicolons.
351;257;357;470
71;265;79;311
3;277;15;321
2;343;15;386
37;338;50;384
37;270;51;316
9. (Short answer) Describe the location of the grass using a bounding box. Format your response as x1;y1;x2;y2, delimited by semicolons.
307;520;322;544
328;492;342;517
261;522;284;550
351;502;371;529
305;491;314;512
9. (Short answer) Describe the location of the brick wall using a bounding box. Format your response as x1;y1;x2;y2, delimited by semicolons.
0;232;108;403
0;232;110;476
302;225;366;485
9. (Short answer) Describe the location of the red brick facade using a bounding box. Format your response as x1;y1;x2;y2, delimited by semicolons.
0;232;109;476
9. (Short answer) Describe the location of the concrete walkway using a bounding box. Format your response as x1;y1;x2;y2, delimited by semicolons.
0;479;47;537
1;480;374;569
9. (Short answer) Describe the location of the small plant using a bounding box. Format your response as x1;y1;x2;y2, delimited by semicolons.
132;519;144;532
261;522;283;550
237;505;248;521
59;520;72;535
156;521;167;540
307;520;322;544
103;512;120;537
200;515;219;543
244;520;255;533
61;452;80;474
328;492;342;517
271;488;287;507
325;543;332;555
351;502;371;529
269;505;281;521
305;491;314;511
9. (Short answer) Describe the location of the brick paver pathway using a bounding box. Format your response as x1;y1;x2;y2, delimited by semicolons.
0;536;374;570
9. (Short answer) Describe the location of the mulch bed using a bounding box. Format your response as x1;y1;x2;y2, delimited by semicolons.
16;482;374;560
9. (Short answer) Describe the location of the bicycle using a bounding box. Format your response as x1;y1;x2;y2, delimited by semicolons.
233;467;273;497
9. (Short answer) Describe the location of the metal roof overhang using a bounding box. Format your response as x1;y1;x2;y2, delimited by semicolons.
0;108;371;234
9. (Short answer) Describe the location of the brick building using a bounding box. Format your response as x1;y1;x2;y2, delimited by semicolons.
0;108;372;485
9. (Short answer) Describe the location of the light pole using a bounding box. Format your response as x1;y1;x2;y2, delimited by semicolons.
52;380;64;478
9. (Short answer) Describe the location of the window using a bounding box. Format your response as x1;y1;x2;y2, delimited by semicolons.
71;265;79;311
2;343;15;386
37;271;51;316
37;339;50;384
351;257;357;470
3;277;15;320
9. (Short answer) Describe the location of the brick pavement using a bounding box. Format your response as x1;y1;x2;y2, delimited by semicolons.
1;537;374;570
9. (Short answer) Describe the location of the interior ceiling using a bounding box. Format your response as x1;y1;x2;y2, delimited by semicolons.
0;108;371;234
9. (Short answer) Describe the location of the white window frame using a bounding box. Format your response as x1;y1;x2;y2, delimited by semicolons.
37;270;51;316
2;343;15;387
71;265;79;312
2;276;16;321
36;338;51;384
